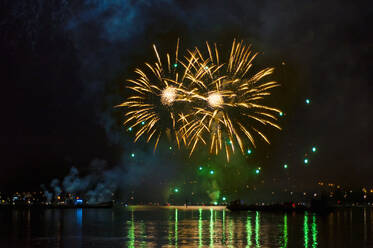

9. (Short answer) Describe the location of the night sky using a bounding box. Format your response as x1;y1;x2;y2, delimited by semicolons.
1;0;372;194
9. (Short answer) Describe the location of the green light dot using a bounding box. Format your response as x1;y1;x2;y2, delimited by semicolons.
247;149;252;155
205;66;209;70
174;188;179;193
214;201;218;205
255;169;260;174
199;166;203;171
284;164;288;169
128;127;132;131
131;153;135;158
169;146;172;150
304;158;309;164
173;63;178;68
312;147;316;152
210;170;214;175
279;112;283;116
306;99;310;104
222;196;226;201
141;121;145;125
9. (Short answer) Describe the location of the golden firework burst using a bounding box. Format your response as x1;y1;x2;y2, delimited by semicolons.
116;39;191;151
117;39;281;161
181;39;282;161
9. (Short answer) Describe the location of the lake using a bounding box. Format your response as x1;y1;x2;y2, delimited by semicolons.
0;206;372;247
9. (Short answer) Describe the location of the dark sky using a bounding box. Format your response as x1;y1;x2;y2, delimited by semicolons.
0;0;372;192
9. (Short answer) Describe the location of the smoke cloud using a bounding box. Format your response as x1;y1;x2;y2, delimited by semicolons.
45;144;187;203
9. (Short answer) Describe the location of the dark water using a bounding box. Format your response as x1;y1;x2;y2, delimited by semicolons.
1;206;372;248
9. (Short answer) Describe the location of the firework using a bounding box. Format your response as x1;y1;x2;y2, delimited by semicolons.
116;39;190;151
181;39;282;161
117;38;281;161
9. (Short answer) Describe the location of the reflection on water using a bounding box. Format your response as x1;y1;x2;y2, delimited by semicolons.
304;212;309;248
127;209;135;247
255;211;260;247
304;212;319;248
199;208;203;247
246;213;252;247
175;208;178;246
281;214;288;248
312;215;318;248
125;208;309;247
208;208;211;246
76;208;82;226
1;206;373;247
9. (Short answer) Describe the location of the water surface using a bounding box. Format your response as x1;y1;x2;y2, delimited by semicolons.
1;206;372;247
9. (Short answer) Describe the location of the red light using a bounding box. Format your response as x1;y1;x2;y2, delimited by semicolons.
292;203;296;208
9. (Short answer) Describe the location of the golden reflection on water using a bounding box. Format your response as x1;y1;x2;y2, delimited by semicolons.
210;208;214;246
198;208;202;247
140;220;146;248
221;209;225;244
124;206;320;247
228;215;234;245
